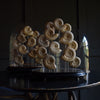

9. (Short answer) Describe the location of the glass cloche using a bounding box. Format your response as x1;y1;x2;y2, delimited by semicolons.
9;18;89;78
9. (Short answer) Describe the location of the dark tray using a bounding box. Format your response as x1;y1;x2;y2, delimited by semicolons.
7;66;87;80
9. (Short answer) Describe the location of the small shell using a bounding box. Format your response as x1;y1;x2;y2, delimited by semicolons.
68;40;78;50
45;29;59;40
29;49;38;58
61;48;76;62
18;45;28;55
60;23;72;33
59;31;74;44
50;41;62;54
15;55;24;65
70;57;81;68
46;21;55;30
32;31;40;38
23;26;33;36
37;46;47;58
38;34;50;47
43;55;56;69
17;34;27;43
27;37;36;47
54;18;64;30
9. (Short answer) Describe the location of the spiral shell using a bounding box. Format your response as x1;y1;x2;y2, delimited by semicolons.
29;49;38;58
43;55;56;69
61;48;76;62
27;37;36;47
18;45;28;55
70;57;81;68
46;22;55;30
37;46;47;59
60;23;72;33
45;28;59;40
17;33;26;43
68;40;78;50
59;31;74;44
15;55;24;65
54;18;64;30
50;41;62;54
23;26;33;36
32;31;40;38
38;34;50;47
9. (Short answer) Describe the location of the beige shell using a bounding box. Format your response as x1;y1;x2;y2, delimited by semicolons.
68;40;78;50
27;37;36;47
70;56;81;68
37;46;47;59
60;23;72;33
23;26;33;36
28;49;38;58
15;55;24;65
61;48;76;62
32;31;40;38
50;41;62;54
45;29;59;41
59;31;74;44
17;33;26;43
43;55;56;69
54;18;64;30
46;21;55;30
18;45;28;55
38;34;50;47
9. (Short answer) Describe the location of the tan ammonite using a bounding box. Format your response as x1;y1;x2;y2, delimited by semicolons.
54;18;64;30
50;41;62;54
59;31;74;44
37;46;47;59
70;56;81;68
23;26;34;36
17;33;26;43
68;40;78;50
32;31;40;38
28;48;38;58
45;21;55;30
18;44;28;55
27;37;36;47
38;34;50;47
45;28;59;41
61;47;76;62
60;23;72;33
15;55;24;65
43;55;56;69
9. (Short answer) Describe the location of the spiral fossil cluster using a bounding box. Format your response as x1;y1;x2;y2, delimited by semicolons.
13;18;81;69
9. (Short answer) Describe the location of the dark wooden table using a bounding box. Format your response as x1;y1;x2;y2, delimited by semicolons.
0;71;100;100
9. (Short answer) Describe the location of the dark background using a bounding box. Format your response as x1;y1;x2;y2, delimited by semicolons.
0;0;100;100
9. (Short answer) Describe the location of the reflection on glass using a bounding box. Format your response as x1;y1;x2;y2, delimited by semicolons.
81;36;89;73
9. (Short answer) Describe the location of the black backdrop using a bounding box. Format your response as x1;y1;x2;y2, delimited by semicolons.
0;0;100;100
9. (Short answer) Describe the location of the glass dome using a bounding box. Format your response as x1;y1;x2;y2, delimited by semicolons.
9;18;89;76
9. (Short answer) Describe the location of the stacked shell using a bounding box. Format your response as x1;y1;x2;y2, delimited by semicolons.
13;18;81;69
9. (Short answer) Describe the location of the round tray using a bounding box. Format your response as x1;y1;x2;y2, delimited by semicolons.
7;66;87;80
